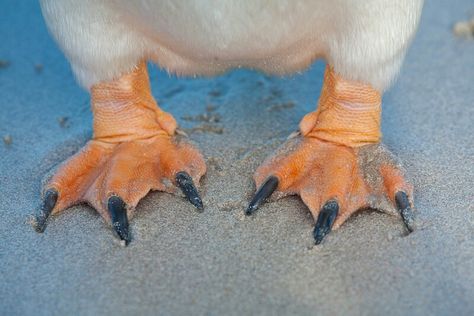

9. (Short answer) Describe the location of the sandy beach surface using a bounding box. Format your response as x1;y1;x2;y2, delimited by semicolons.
1;1;473;315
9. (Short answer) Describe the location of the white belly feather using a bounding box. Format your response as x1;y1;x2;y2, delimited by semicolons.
113;1;327;60
40;0;423;91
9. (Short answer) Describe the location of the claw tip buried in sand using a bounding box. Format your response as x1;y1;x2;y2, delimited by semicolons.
108;196;131;245
313;200;339;245
33;217;46;233
33;189;58;233
176;171;204;211
246;176;279;215
395;191;416;233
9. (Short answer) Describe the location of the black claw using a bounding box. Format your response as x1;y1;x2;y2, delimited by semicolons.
395;191;415;233
313;200;339;245
176;171;203;211
107;196;131;245
34;189;58;233
245;176;279;215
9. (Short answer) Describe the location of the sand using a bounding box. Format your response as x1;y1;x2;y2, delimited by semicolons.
1;1;473;315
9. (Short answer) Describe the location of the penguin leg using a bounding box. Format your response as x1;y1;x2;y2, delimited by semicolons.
32;62;206;245
247;65;416;244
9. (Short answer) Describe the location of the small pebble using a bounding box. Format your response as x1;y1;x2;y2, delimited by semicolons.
34;64;43;73
453;20;474;38
206;104;217;112
208;90;221;97
0;59;10;69
3;134;12;145
58;116;69;128
387;232;393;241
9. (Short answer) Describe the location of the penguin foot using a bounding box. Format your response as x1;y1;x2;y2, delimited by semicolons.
32;135;206;245
247;136;416;244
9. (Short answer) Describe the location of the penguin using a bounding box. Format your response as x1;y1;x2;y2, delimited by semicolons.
35;0;423;244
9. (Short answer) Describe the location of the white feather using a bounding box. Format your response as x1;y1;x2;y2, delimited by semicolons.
40;0;423;92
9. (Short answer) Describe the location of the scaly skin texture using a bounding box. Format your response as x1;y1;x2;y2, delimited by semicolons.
34;63;414;245
252;66;414;242
36;63;206;240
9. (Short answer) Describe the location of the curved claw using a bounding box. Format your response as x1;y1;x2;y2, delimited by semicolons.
246;176;279;215
33;189;58;233
313;200;339;245
395;191;416;233
107;196;131;245
176;171;203;211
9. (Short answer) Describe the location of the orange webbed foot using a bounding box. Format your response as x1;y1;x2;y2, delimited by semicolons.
32;62;207;244
33;135;206;244
247;137;415;244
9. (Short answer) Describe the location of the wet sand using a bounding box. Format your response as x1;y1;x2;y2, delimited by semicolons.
1;1;473;315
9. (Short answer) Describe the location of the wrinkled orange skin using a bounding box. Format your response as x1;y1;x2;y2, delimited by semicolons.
46;62;206;222
254;66;411;229
45;62;410;231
